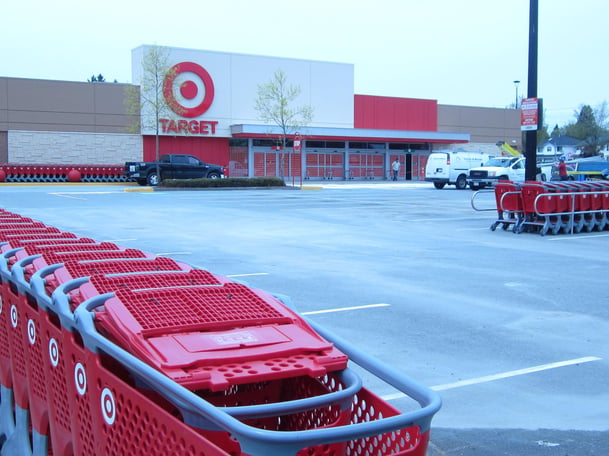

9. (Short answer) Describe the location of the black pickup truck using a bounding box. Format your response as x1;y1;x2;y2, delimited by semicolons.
125;154;225;186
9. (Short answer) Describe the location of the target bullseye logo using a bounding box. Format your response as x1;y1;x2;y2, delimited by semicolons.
163;62;215;118
49;338;59;367
10;305;17;328
27;319;36;345
101;388;116;425
180;80;198;99
74;363;87;396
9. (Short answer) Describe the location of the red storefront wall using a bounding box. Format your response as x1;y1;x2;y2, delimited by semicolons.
354;95;438;131
141;95;438;178
143;136;229;166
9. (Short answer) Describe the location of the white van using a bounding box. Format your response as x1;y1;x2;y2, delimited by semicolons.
425;151;492;189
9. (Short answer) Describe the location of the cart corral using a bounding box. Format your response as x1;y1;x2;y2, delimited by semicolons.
472;179;609;235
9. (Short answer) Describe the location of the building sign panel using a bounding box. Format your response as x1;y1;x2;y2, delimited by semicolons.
132;45;356;138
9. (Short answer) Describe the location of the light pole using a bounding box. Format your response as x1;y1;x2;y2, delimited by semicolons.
513;80;520;109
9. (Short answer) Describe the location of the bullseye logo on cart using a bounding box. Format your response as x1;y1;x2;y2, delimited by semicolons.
160;61;218;135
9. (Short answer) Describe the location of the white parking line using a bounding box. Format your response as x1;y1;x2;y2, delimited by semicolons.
302;303;390;315
410;217;485;222
456;227;492;231
49;193;87;200
382;356;602;401
547;233;609;241
50;191;123;195
227;272;270;277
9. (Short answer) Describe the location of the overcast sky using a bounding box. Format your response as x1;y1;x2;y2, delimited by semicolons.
1;0;606;129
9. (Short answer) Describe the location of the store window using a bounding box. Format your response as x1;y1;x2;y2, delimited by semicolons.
306;141;345;149
253;139;275;147
388;143;429;151
229;138;248;147
252;138;294;148
368;143;385;150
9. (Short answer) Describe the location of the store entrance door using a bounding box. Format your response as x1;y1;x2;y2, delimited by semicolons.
405;153;412;180
305;151;344;180
404;152;427;181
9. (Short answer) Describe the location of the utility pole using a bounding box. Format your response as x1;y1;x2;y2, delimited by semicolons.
524;0;539;181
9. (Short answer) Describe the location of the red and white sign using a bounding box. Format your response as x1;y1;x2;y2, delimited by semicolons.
293;132;302;153
520;97;539;131
159;61;219;136
163;62;215;118
134;45;353;138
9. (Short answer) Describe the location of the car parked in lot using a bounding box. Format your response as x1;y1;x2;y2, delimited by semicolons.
550;159;609;181
125;154;225;186
468;156;552;189
467;156;526;190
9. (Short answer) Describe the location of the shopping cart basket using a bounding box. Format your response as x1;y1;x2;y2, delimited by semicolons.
72;292;441;456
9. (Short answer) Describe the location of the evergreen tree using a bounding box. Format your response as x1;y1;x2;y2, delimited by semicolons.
551;124;560;137
565;105;608;156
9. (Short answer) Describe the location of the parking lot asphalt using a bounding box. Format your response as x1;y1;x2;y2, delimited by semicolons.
1;181;608;455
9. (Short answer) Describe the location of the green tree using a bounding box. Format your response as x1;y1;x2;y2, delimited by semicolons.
125;46;182;183
594;101;609;134
88;74;106;82
550;124;561;137
255;69;313;177
536;124;549;147
564;104;609;157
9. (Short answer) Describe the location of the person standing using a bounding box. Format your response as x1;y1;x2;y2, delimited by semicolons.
391;158;401;181
558;157;568;181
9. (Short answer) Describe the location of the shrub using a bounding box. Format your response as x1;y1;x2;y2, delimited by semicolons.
161;177;287;188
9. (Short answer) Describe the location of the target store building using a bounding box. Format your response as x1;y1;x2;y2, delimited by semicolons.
0;45;521;181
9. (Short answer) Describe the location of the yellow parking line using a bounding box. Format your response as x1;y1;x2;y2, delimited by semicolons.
124;187;154;192
301;186;323;190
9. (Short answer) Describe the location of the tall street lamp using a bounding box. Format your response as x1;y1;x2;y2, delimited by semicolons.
513;80;520;109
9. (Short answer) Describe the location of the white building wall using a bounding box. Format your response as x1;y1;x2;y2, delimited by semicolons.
8;131;142;164
132;45;355;137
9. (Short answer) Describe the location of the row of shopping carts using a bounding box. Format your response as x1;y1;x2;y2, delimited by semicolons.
488;180;609;235
0;165;127;183
0;209;440;455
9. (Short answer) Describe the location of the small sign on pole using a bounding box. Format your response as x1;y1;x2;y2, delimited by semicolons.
520;97;539;131
293;132;302;153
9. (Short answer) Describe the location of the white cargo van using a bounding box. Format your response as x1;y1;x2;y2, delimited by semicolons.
425;151;492;189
